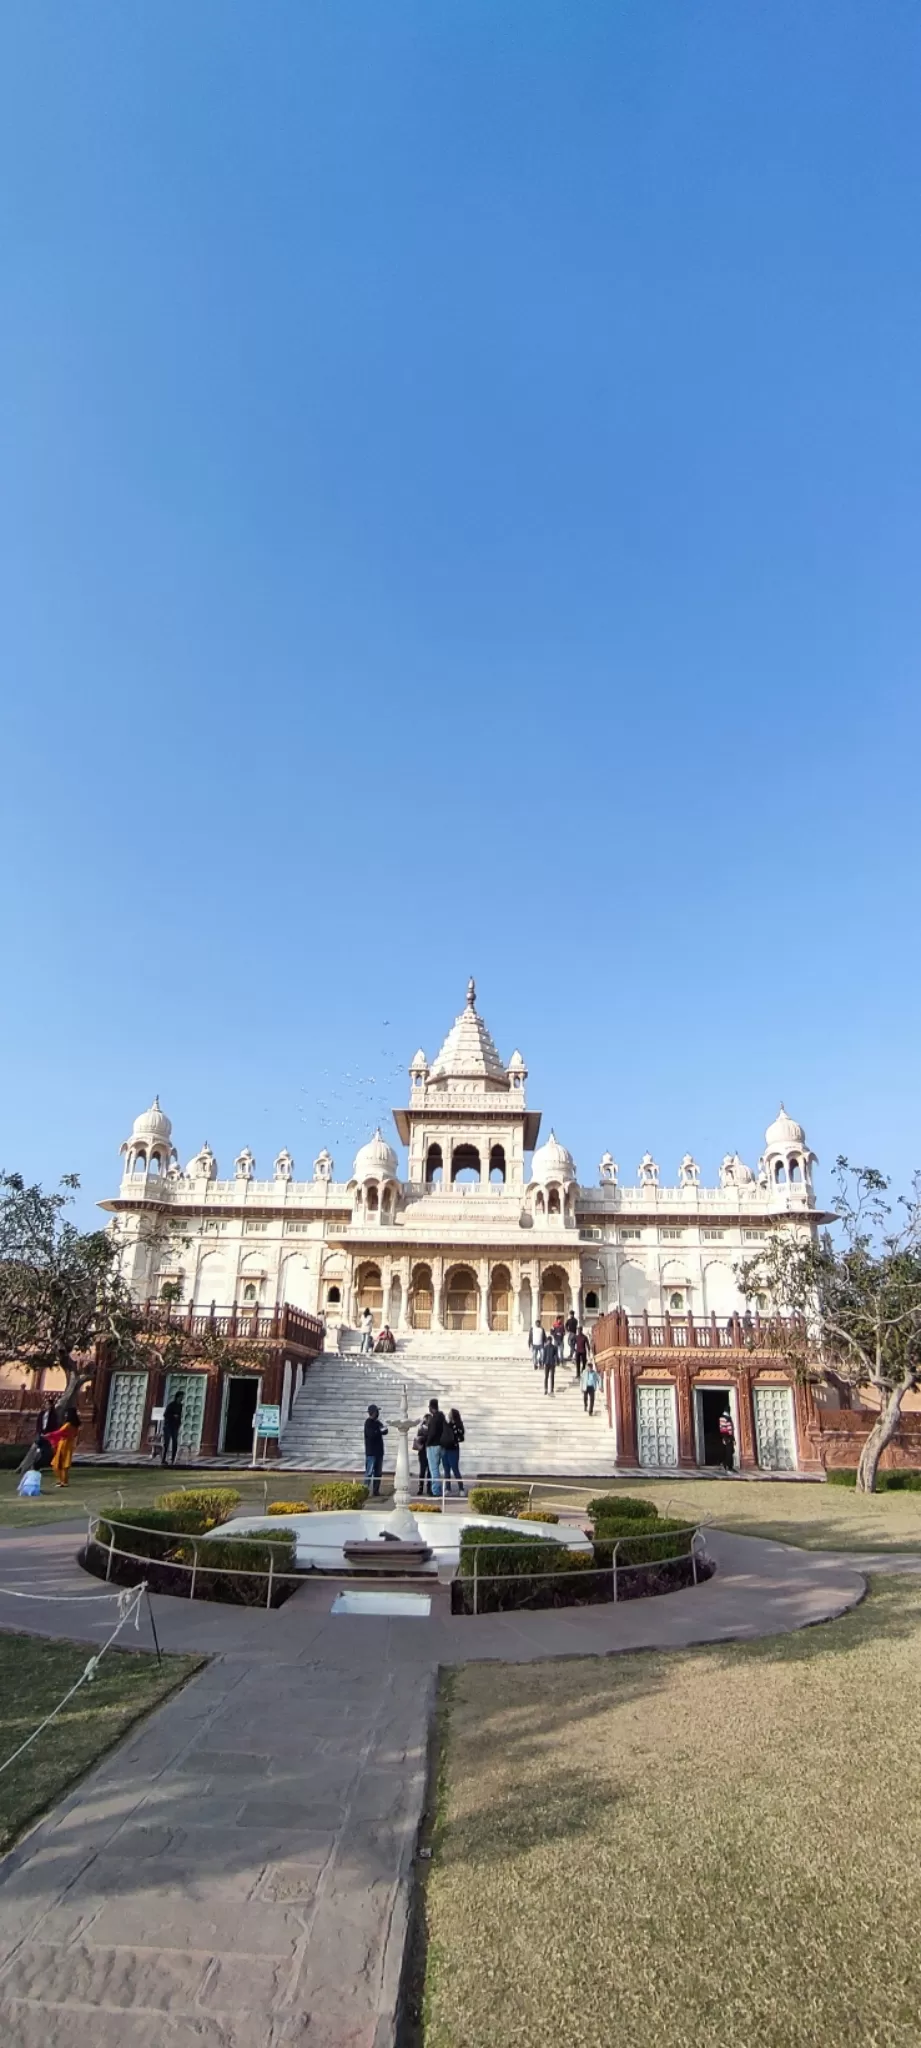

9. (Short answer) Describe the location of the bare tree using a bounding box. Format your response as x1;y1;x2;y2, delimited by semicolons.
738;1159;921;1493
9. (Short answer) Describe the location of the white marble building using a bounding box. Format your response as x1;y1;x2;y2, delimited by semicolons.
104;980;821;1335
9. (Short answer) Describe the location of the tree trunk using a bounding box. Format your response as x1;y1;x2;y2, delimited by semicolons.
855;1383;908;1493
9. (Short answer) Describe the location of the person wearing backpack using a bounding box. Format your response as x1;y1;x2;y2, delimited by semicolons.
441;1407;465;1496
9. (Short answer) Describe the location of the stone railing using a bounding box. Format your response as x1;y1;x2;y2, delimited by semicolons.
593;1308;805;1355
132;1301;324;1351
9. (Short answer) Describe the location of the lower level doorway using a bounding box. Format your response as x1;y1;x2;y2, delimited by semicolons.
696;1386;737;1469
221;1374;260;1454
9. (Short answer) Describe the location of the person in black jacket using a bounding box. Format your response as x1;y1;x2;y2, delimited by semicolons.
441;1407;465;1496
413;1415;431;1496
424;1397;446;1499
161;1393;184;1466
363;1403;388;1497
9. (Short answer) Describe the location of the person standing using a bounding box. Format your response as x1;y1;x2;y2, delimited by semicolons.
413;1416;431;1496
551;1314;565;1362
719;1406;736;1472
359;1307;375;1354
564;1310;578;1361
542;1332;557;1397
581;1361;599;1415
46;1407;80;1488
573;1324;591;1382
363;1403;388;1497
530;1318;545;1369
161;1392;184;1467
424;1397;446;1497
35;1398;58;1441
441;1407;465;1496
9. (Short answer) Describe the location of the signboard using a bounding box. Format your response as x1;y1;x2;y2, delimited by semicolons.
254;1404;281;1438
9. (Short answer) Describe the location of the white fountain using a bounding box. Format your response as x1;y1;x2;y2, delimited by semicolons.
387;1382;424;1541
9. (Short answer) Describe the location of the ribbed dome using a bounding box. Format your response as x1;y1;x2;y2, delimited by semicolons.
765;1104;805;1149
353;1128;399;1180
531;1129;577;1182
131;1096;172;1142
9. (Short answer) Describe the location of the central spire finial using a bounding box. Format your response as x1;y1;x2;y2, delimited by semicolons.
466;976;476;1009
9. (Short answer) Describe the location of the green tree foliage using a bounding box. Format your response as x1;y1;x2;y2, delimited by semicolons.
738;1159;921;1493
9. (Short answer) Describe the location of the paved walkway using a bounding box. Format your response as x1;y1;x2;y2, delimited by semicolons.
0;1523;875;2046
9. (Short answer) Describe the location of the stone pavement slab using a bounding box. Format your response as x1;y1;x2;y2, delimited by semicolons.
0;1521;868;2046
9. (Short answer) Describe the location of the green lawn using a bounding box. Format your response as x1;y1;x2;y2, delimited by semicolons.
0;1632;203;1852
0;1462;333;1530
526;1474;921;1552
423;1574;921;2048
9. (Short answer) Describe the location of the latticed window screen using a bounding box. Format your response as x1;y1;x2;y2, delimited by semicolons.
635;1383;678;1467
754;1386;796;1470
164;1373;207;1454
104;1372;149;1452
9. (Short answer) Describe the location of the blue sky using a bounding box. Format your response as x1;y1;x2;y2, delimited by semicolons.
1;2;919;1223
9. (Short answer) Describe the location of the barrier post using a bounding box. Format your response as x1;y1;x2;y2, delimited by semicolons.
612;1539;619;1603
189;1542;198;1602
473;1547;479;1616
266;1551;275;1610
105;1525;115;1583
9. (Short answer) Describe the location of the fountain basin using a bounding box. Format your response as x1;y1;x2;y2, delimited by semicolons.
204;1510;590;1576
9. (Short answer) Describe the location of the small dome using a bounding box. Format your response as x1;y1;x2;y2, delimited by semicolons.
508;1049;526;1072
765;1104;805;1150
532;1129;577;1182
410;1048;428;1071
353;1128;399;1181
131;1096;172;1142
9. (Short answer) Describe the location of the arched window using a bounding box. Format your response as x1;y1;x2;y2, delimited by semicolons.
789;1157;802;1182
669;1290;685;1312
410;1263;434;1329
547;1187;561;1216
243;1282;257;1303
540;1267;567;1322
148;1153;161;1176
357;1264;383;1322
489;1264;512;1331
327;1284;341;1305
366;1184;379;1212
489;1144;506;1184
535;1190;545;1214
451;1144;481;1184
774;1160;787;1184
446;1266;478;1330
425;1143;443;1185
133;1151;147;1175
585;1290;599;1312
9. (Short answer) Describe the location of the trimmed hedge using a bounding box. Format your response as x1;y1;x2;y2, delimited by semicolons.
311;1481;368;1510
591;1515;695;1568
468;1485;529;1516
826;1468;921;1492
586;1494;659;1523
516;1509;559;1524
266;1500;311;1515
453;1526;605;1615
154;1486;240;1526
176;1531;296;1605
85;1510;297;1606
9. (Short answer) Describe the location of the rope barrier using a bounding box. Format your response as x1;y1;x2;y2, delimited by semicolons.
0;1585;147;1779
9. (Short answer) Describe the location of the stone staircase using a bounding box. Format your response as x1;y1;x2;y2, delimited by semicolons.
279;1329;616;1477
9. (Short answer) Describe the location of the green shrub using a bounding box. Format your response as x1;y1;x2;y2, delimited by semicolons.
154;1486;240;1526
825;1469;858;1487
176;1530;296;1606
591;1515;695;1568
266;1500;311;1515
455;1526;607;1614
468;1485;529;1516
876;1470;921;1491
311;1480;368;1510
516;1508;560;1524
586;1494;659;1523
96;1506;215;1559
